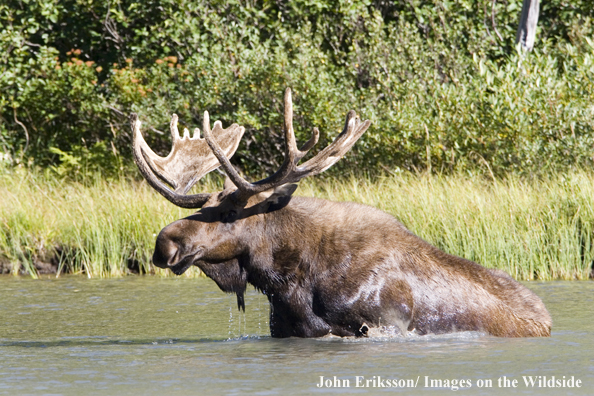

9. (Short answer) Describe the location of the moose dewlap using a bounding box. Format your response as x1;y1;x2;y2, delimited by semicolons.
131;88;551;338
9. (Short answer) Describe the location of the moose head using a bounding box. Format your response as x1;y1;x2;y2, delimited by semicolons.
132;89;551;338
132;88;370;314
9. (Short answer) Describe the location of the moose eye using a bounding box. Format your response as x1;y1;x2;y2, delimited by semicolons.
221;210;238;223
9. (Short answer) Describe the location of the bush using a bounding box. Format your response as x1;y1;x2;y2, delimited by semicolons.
1;0;593;178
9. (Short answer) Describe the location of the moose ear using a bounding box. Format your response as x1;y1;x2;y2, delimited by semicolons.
261;183;298;205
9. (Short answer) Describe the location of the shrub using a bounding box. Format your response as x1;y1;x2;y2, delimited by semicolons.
1;1;593;177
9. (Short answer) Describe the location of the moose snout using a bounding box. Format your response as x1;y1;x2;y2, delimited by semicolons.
152;234;178;269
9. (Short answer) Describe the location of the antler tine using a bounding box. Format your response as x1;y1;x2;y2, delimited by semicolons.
170;114;180;142
294;111;371;178
242;88;305;192
131;113;212;208
296;127;320;163
238;88;302;192
203;88;370;204
202;110;253;193
203;88;316;203
287;89;320;162
282;88;299;165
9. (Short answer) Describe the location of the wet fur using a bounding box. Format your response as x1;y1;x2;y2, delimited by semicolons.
155;196;552;338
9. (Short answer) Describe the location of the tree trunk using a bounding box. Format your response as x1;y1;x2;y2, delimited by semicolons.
516;0;540;51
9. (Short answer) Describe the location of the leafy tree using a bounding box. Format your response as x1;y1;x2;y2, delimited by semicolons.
1;0;593;178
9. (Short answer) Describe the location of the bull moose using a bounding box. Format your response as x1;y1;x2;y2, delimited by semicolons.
131;89;551;338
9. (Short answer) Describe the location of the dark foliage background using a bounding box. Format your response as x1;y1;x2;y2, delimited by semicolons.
1;0;593;178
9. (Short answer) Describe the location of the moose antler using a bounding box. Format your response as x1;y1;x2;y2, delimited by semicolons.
132;89;370;208
132;113;244;208
202;88;371;204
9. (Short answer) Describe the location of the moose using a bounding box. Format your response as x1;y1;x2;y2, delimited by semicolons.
132;89;551;338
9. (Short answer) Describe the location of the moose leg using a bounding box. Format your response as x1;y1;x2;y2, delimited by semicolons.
268;294;332;338
312;278;415;337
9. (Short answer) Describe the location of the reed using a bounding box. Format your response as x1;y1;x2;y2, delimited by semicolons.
0;169;200;278
1;169;593;280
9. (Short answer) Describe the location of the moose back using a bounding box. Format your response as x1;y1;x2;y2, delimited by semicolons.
132;89;551;338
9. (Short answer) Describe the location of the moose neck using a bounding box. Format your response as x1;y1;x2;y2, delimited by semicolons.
240;196;381;295
239;197;315;292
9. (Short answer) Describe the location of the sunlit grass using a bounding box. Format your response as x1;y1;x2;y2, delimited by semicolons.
0;169;203;278
1;168;593;280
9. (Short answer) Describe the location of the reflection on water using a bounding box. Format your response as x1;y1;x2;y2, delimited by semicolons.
0;277;592;395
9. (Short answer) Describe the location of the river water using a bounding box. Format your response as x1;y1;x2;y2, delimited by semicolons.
0;277;592;395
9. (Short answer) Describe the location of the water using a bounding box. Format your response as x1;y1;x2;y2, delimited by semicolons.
0;277;592;395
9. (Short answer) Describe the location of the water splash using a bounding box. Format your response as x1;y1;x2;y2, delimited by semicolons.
319;328;487;343
228;294;249;339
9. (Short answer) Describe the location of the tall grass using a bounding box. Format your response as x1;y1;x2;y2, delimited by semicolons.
1;169;593;280
0;169;201;278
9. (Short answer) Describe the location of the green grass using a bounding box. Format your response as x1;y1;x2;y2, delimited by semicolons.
1;168;593;280
0;169;202;278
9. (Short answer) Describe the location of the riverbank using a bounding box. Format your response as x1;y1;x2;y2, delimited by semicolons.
1;169;593;280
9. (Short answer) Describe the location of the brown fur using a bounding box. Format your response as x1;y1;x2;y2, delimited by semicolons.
153;192;552;338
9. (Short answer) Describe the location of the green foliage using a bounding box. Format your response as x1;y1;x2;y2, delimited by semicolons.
1;0;594;176
49;141;122;179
